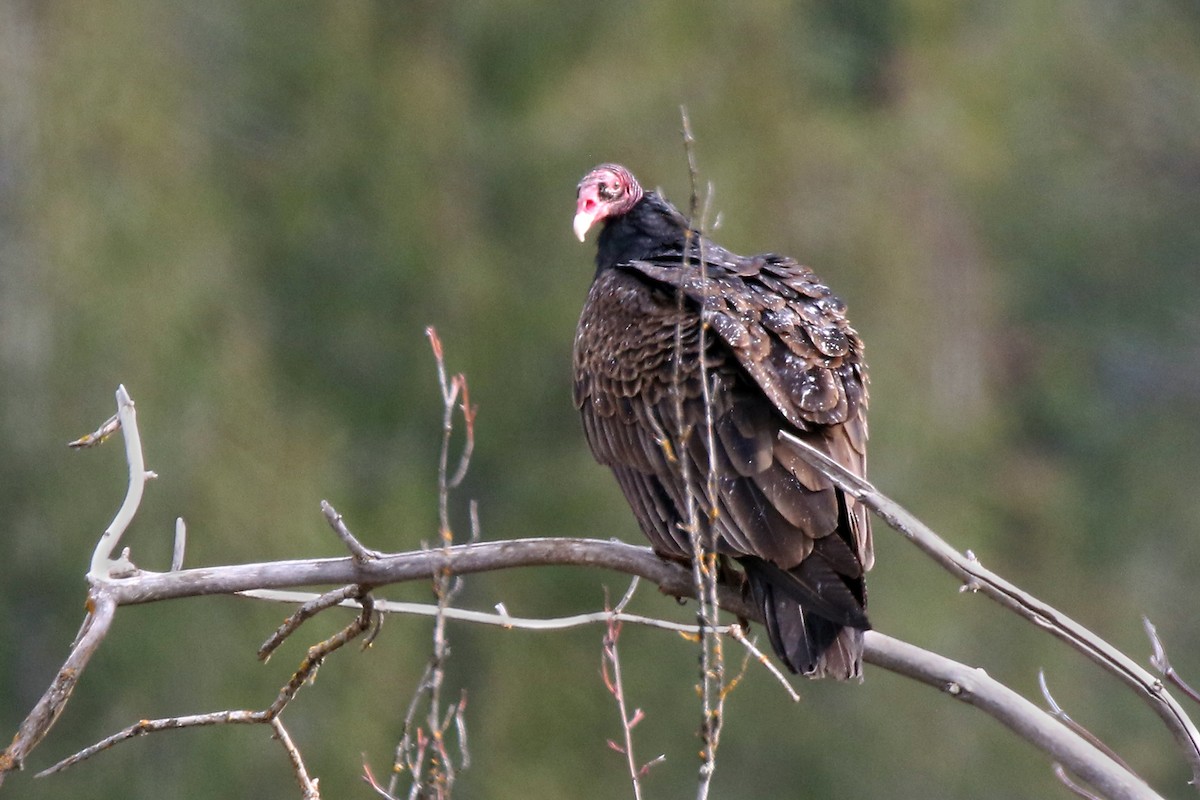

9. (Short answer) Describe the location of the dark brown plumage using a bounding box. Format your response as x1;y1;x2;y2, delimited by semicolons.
572;164;872;678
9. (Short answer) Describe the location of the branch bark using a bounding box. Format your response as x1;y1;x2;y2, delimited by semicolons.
2;385;1186;800
780;430;1200;786
0;592;116;780
3;536;1162;800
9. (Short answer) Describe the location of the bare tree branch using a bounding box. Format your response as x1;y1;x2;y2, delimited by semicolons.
866;633;1159;799
38;538;1164;798
38;589;373;791
2;379;1187;800
321;500;382;563
780;429;1200;786
1039;670;1136;774
272;717;321;800
86;385;155;579
0;591;116;784
6;526;1163;799
238;588;736;635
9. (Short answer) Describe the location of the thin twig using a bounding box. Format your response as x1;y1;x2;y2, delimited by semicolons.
448;381;475;491
386;328;472;800
1038;670;1135;774
1055;763;1107;800
468;500;481;543
602;580;655;800
430;326;467;796
678;105;726;800
266;594;374;718
238;589;732;634
727;623;800;703
41;594;373;781
721;636;756;704
1144;618;1200;706
257;585;373;662
452;690;470;770
362;759;398;799
67;412;120;449
394;661;435;797
272;717;321;800
321;500;382;563
40;710;269;775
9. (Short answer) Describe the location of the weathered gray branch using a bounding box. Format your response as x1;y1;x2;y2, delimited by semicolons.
781;430;1200;788
14;537;1158;800
868;632;1156;800
0;591;116;781
85;385;153;579
1;386;1180;800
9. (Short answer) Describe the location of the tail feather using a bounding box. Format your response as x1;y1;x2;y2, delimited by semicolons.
742;557;868;679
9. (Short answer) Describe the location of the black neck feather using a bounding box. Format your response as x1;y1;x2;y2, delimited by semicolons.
594;192;693;273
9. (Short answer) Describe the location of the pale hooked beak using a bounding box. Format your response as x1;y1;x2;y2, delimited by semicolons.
573;209;598;242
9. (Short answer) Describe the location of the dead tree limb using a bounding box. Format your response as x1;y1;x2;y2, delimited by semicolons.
0;385;1188;800
780;430;1200;786
1;536;1165;800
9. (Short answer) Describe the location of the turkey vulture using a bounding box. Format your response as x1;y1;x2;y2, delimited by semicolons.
572;164;872;678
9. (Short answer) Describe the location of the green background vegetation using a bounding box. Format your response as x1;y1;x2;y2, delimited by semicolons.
3;1;1200;797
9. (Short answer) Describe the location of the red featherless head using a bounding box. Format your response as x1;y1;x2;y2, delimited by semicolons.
573;163;644;242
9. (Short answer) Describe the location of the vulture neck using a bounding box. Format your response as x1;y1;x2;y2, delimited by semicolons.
594;192;694;273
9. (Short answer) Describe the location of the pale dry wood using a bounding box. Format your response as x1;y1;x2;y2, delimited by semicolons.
0;592;116;785
1;384;1180;800
88;385;153;579
58;538;1167;800
781;429;1200;787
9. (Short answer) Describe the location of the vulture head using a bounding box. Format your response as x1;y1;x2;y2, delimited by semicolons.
573;163;644;242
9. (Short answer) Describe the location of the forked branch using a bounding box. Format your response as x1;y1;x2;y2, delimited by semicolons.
2;374;1192;800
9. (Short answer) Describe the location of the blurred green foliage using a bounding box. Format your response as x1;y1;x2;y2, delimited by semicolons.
3;1;1200;797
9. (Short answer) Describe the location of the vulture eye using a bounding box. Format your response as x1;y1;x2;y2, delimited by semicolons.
598;183;618;201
